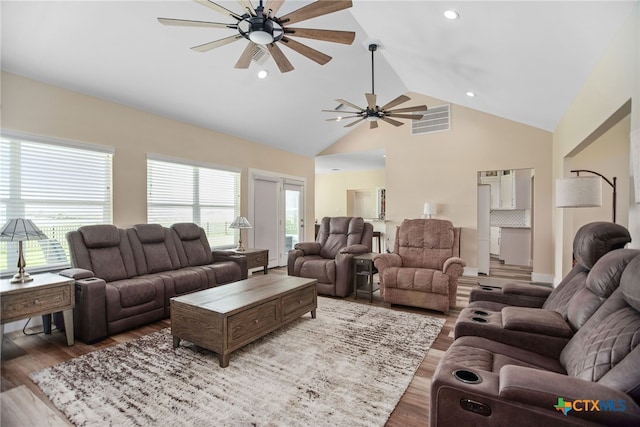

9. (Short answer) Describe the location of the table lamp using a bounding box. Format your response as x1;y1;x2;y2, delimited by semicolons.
0;218;48;283
229;216;252;251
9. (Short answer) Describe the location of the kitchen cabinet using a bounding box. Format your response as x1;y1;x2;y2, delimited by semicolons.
499;170;531;209
499;227;531;267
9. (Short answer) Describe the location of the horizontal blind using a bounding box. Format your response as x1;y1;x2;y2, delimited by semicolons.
0;135;113;276
147;156;240;249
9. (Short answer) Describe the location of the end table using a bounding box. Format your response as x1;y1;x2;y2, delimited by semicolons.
230;248;269;274
353;253;379;302
1;273;75;353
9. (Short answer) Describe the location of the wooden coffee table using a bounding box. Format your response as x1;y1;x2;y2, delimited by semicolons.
171;275;317;367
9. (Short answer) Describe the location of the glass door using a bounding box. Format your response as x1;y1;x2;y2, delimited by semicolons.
283;181;304;266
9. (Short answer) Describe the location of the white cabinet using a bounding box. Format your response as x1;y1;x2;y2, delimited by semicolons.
498;170;531;209
499;228;531;267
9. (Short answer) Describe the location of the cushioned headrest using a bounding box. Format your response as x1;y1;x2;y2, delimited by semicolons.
586;249;640;298
621;253;640;311
573;222;631;269
79;224;120;248
133;224;166;244
171;222;202;241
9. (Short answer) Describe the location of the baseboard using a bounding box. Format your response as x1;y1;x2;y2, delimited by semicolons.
531;272;554;285
463;267;478;277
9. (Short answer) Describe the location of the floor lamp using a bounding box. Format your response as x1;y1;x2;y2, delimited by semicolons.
555;169;617;223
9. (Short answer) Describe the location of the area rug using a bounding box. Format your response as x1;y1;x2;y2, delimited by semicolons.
30;297;445;427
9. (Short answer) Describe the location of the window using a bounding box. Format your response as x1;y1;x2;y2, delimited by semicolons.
147;155;240;249
1;133;113;276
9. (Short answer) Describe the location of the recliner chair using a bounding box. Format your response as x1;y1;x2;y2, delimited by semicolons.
430;253;640;426
287;216;373;297
374;219;465;313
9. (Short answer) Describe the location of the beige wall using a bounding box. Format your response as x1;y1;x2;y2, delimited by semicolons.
553;5;640;278
1;72;316;236
319;94;554;279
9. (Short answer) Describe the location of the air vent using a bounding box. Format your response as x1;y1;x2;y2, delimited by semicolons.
411;104;451;135
251;45;269;65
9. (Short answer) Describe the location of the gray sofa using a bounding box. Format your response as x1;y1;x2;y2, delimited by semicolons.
61;223;247;343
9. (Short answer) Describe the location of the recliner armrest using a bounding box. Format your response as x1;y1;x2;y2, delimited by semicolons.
501;307;573;338
443;257;466;274
499;365;640;425
373;253;402;271
293;242;321;255
503;282;553;298
60;267;95;280
212;251;248;279
339;244;369;255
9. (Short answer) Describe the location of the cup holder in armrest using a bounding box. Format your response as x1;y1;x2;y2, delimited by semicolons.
452;369;482;384
472;310;489;316
471;317;489;323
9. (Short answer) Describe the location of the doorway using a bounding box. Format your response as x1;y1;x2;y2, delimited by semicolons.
249;169;306;269
477;169;534;279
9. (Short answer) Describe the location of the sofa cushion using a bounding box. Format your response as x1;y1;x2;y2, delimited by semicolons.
621;253;640;311
107;278;160;308
397;219;454;270
88;247;129;282
382;267;449;295
133;223;166;244
298;256;335;285
172;222;202;241
501;307;573;338
573;221;632;269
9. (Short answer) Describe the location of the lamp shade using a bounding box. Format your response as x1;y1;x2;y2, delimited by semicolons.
0;218;48;241
555;176;602;208
423;203;437;216
229;216;252;229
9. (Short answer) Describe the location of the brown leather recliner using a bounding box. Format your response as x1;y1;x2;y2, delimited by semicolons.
374;219;466;313
468;221;631;311
287;217;373;297
430;253;640;426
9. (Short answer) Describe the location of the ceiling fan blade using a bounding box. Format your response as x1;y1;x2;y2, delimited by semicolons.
344;117;365;128
381;117;404;127
285;28;355;45
380;95;411;111
386;105;428;114
278;1;352;26
325;115;361;122
237;0;255;15
194;0;243;20
386;113;425;120
321;109;359;113
264;0;286;17
266;42;294;73
336;99;364;111
191;34;244;52
365;93;377;110
157;18;237;29
235;42;258;68
279;37;331;65
370;121;379;130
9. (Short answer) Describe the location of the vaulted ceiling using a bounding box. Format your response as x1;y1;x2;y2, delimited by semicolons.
2;1;636;162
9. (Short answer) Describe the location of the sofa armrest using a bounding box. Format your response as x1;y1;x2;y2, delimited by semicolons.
499;365;640;425
469;285;548;308
339;244;369;255
294;242;322;255
212;251;248;279
373;253;402;271
501;307;573;338
60;267;95;280
73;277;108;343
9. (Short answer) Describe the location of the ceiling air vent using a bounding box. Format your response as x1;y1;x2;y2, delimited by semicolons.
251;45;270;65
411;104;451;135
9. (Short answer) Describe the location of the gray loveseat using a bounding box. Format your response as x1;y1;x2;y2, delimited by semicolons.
60;223;247;343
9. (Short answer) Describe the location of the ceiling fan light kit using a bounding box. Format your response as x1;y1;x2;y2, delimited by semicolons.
158;0;356;73
323;43;428;129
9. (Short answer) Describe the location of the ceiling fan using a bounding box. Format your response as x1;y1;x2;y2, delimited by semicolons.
323;43;427;129
158;0;355;73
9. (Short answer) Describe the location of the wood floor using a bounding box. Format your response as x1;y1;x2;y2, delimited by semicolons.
1;262;531;426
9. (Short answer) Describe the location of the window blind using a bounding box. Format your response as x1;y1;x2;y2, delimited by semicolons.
0;134;113;276
147;156;240;249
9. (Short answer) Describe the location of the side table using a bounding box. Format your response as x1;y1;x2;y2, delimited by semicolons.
353;253;379;302
230;248;269;274
1;273;75;353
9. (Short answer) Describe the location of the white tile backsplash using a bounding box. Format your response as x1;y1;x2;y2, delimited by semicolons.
490;209;530;227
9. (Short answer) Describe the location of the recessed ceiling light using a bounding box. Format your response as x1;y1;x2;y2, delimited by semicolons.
257;70;268;79
336;116;343;122
444;10;459;20
466;91;476;97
